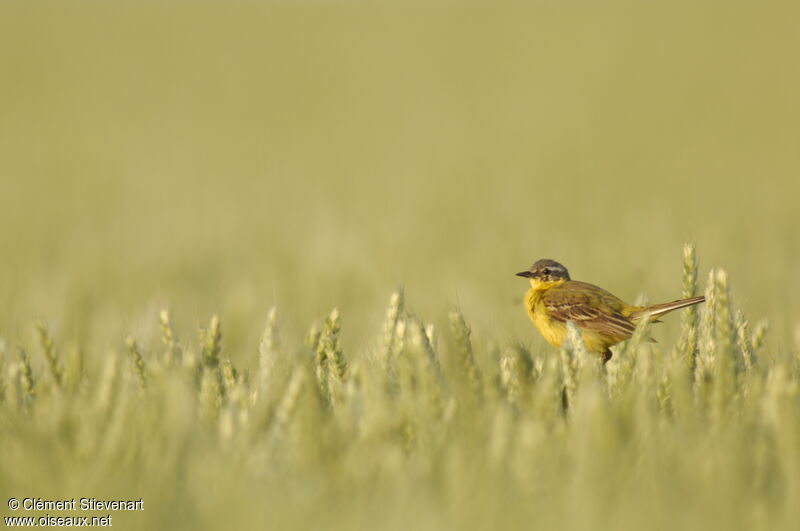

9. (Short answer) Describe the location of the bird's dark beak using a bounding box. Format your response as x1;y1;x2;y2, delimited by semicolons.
516;271;533;278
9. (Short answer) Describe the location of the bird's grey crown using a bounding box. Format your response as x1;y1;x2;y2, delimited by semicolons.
529;259;570;280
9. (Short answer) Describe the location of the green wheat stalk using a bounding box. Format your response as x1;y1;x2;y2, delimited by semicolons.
305;321;322;353
381;289;404;365
258;306;280;385
220;358;238;397
608;313;651;399
678;243;701;367
695;268;719;399
16;346;35;404
159;308;182;364
559;321;583;410
711;269;743;419
500;343;534;407
35;319;62;389
750;318;769;356
94;356;120;420
125;336;147;389
448;310;483;400
199;366;223;421
270;367;305;441
734;310;754;371
325;308;347;382
201;315;222;369
407;316;445;415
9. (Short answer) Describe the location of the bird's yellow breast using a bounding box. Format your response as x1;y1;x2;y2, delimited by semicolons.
524;284;619;353
524;288;567;348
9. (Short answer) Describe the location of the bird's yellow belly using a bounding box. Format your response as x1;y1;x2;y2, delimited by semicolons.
526;297;613;353
530;307;567;348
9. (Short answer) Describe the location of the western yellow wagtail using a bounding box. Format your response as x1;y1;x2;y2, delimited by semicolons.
517;259;704;362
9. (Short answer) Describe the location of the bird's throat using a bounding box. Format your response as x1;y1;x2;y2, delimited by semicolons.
527;278;566;293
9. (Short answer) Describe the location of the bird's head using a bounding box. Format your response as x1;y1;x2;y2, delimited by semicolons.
516;259;570;290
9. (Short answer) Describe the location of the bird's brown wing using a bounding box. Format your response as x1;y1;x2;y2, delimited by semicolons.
542;283;637;341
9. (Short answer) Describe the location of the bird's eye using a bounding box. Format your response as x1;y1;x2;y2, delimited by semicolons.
542;268;551;275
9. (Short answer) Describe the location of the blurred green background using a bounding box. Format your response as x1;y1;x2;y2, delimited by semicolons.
1;0;798;357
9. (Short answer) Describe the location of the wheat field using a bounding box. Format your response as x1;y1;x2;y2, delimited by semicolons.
1;1;800;530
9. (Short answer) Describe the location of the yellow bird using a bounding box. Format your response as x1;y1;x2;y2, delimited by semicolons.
517;259;705;362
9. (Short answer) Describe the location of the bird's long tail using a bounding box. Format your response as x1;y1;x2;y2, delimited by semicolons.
630;295;705;321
